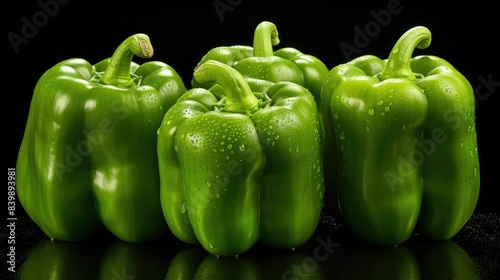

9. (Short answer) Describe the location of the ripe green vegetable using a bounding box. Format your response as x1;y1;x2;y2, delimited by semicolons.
321;26;480;245
16;34;186;242
158;60;324;256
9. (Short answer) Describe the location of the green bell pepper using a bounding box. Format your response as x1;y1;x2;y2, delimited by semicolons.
192;21;329;102
321;26;480;245
16;33;187;242
157;60;324;256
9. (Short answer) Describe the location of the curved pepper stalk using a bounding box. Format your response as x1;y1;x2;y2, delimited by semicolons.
99;33;154;87
379;26;431;81
252;21;280;57
194;60;259;113
191;21;329;102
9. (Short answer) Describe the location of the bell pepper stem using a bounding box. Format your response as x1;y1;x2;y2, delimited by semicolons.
379;26;432;81
194;60;259;113
99;33;154;87
253;21;280;57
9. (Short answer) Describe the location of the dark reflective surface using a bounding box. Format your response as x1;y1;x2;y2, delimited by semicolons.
6;212;499;279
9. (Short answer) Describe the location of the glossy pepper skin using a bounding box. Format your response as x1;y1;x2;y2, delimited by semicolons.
192;21;329;103
321;26;479;245
411;54;480;241
16;34;187;242
157;60;324;256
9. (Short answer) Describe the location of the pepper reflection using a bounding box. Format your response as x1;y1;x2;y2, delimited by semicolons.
20;237;105;280
413;239;480;280
165;246;327;280
20;236;479;279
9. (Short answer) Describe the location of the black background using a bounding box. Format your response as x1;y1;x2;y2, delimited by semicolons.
2;0;499;279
